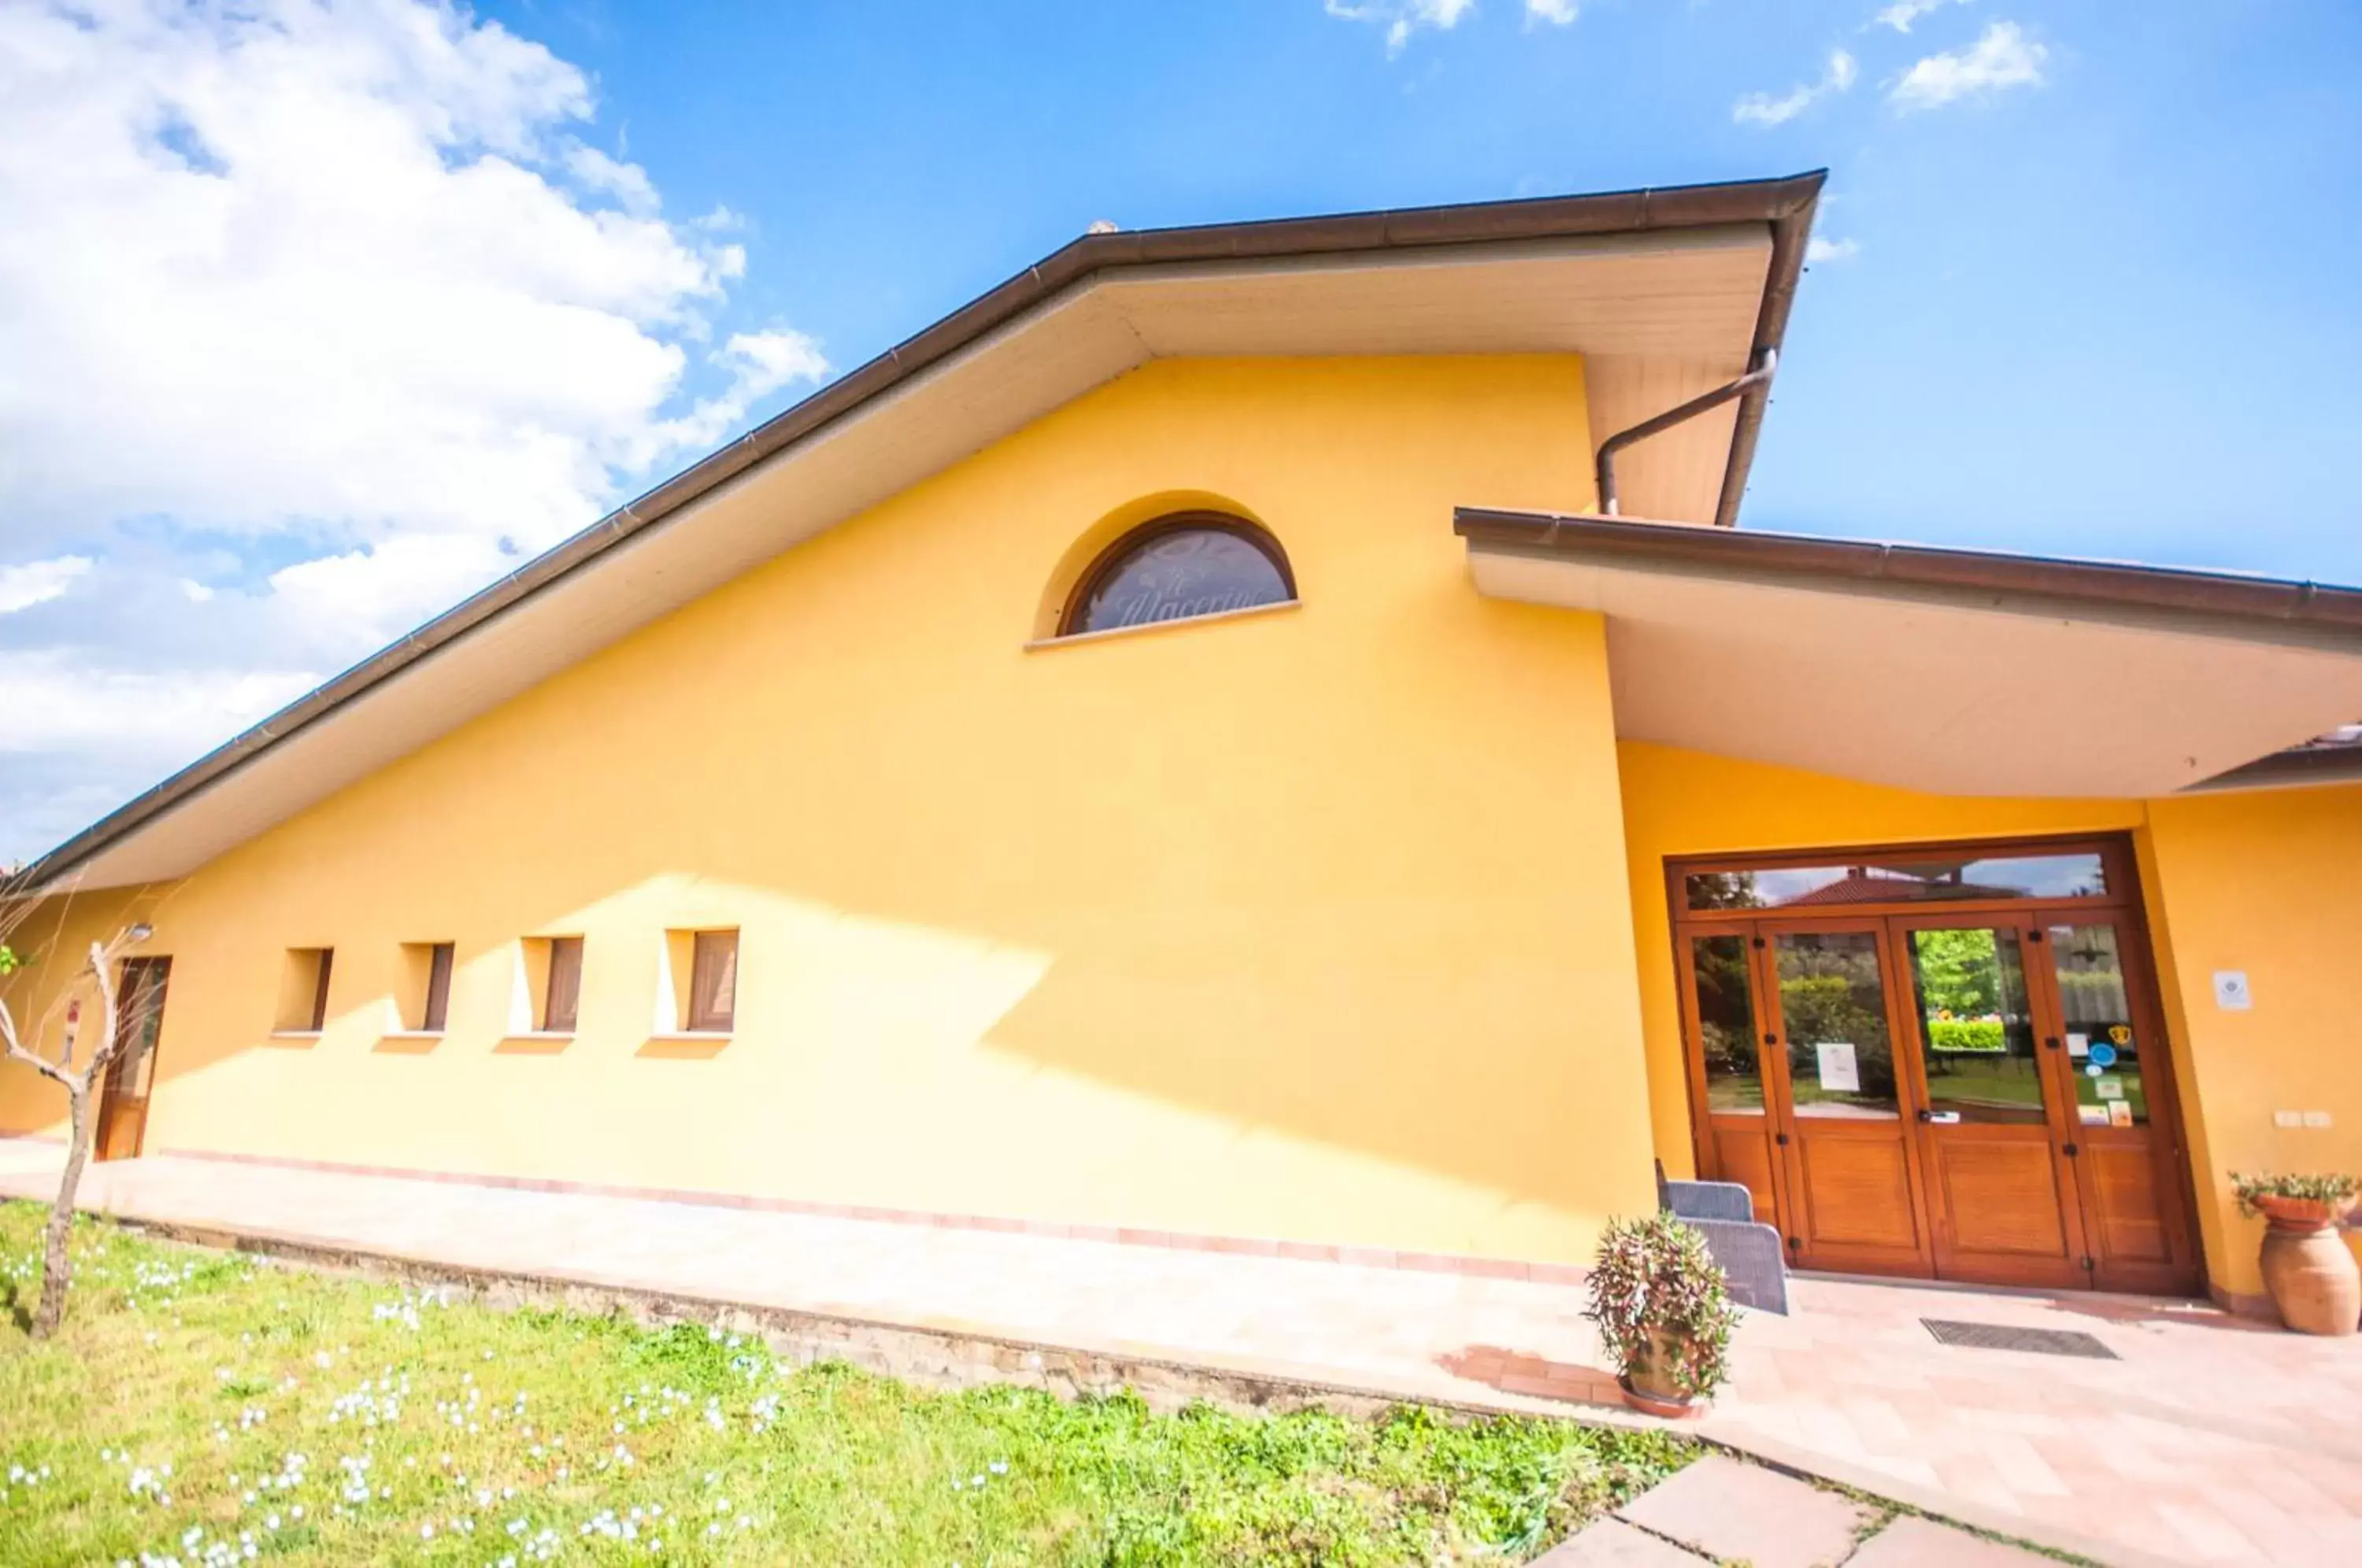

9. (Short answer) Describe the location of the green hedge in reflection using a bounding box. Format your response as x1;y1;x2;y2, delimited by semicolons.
1927;1019;2006;1054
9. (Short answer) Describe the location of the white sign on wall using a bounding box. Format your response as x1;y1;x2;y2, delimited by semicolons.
2212;970;2253;1011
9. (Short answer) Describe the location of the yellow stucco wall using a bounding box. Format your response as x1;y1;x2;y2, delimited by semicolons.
1618;741;2362;1301
2142;782;2362;1300
0;353;1668;1266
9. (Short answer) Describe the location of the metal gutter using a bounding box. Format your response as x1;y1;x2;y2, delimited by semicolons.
1597;349;1777;516
1454;508;2362;644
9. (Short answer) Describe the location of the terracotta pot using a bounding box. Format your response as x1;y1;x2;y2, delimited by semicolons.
2256;1200;2361;1337
2253;1193;2356;1231
1620;1329;1705;1418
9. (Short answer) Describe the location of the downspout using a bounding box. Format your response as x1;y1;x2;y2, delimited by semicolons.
1595;349;1778;518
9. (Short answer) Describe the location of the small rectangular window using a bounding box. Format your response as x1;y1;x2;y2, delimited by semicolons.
543;937;583;1034
277;947;334;1034
422;942;455;1033
397;941;456;1033
311;950;334;1031
686;930;737;1034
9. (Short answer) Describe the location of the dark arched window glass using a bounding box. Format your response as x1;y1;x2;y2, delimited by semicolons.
1060;513;1295;637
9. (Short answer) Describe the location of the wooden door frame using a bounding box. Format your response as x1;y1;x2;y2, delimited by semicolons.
2017;908;2204;1293
1883;911;2094;1289
1672;927;1791;1234
1749;915;1941;1277
1664;831;2206;1294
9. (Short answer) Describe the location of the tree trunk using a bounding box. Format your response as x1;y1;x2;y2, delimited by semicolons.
31;1084;91;1341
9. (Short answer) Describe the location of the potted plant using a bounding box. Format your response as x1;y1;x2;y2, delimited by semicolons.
1584;1212;1740;1418
2232;1172;2361;1337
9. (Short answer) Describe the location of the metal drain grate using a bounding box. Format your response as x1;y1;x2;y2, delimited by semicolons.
1922;1318;2118;1359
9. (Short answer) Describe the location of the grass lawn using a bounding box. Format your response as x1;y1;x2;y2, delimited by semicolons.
0;1202;1691;1566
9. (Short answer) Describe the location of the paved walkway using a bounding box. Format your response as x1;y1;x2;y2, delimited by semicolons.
6;1144;2360;1566
1544;1454;2049;1566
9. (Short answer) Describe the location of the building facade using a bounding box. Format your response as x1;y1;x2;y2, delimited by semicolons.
6;173;2358;1312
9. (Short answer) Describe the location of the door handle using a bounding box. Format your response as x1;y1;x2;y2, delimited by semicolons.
1916;1109;1933;1123
2044;1036;2061;1052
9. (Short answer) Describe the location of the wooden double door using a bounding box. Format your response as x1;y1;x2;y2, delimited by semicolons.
1675;846;2199;1295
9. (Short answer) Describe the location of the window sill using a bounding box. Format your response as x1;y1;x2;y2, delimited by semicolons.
639;1031;731;1061
495;1031;576;1056
268;1030;323;1041
381;1030;446;1040
374;1030;445;1056
1024;597;1300;652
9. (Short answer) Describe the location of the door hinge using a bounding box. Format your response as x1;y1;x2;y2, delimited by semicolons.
1787;1236;1802;1252
2082;1256;2097;1272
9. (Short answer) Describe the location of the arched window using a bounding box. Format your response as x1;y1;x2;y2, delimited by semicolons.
1059;513;1295;638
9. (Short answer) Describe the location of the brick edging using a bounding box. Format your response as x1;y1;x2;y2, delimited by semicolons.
148;1144;1590;1285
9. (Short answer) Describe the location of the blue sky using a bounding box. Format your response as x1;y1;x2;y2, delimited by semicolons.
2;0;2359;863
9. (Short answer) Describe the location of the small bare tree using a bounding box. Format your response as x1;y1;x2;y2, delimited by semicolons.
0;912;154;1338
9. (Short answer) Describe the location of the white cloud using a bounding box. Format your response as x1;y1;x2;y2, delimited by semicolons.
0;0;830;861
1890;20;2047;110
0;557;93;616
564;143;661;217
1527;0;1578;24
1871;0;1968;34
1734;50;1858;128
1806;236;1862;263
0;650;318;760
1325;0;1477;56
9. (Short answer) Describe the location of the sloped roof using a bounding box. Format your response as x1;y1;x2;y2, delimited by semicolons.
17;173;1827;893
1457;508;2362;798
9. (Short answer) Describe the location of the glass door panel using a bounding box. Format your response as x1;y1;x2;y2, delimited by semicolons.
1905;926;2048;1126
2048;923;2146;1128
1692;934;1765;1115
1679;934;1782;1230
1772;932;1900;1119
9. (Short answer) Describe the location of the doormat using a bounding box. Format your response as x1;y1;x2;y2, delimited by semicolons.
1922;1319;2119;1359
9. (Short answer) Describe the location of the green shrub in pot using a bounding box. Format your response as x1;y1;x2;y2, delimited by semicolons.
1584;1213;1740;1415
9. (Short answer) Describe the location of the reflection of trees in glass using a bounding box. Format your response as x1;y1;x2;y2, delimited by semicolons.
1910;927;2044;1122
1776;942;1897;1106
1690;936;1760;1110
1686;873;1764;910
1910;928;2003;1018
